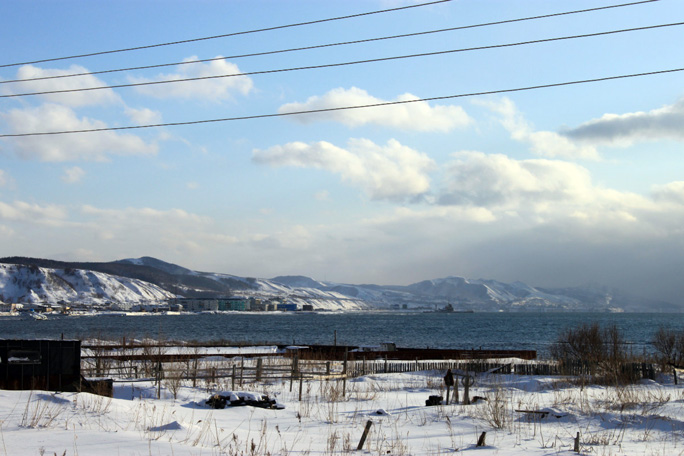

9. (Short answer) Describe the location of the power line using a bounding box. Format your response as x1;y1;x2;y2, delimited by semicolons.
2;67;682;138
0;0;452;69
0;0;660;86
2;21;681;100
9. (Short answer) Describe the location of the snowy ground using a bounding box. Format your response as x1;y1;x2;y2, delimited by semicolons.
1;369;683;455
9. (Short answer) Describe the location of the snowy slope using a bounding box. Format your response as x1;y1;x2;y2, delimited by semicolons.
404;276;580;308
230;277;367;311
0;263;173;307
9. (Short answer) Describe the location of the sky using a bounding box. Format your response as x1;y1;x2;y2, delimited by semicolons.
1;0;684;303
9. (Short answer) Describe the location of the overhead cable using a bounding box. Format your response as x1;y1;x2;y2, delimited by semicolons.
0;0;661;85
2;21;681;100
2;67;682;138
0;0;452;68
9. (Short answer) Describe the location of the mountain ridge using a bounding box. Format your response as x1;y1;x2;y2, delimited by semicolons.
0;256;680;312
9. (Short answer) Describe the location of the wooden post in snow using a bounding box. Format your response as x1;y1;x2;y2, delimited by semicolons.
357;420;373;451
476;432;486;447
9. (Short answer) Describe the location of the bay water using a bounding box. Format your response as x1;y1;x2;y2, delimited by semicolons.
2;312;683;358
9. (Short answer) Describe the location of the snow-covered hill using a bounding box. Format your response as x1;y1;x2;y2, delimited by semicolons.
201;273;367;311
402;277;581;311
0;263;173;308
269;275;682;312
0;257;680;312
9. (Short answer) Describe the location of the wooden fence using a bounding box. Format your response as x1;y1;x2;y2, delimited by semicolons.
79;342;657;385
345;358;655;381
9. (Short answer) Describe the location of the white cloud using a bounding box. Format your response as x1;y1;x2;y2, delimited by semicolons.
440;151;594;208
129;56;253;100
0;225;14;237
1;104;158;161
125;107;162;126
4;64;120;107
61;166;85;184
0;201;239;263
0;200;68;226
564;98;684;146
652;181;684;205
314;190;330;201
253;138;435;200
81;205;211;225
438;151;653;224
0;169;8;187
200;232;238;245
477;97;599;160
279;87;472;132
79;205;216;253
250;225;313;251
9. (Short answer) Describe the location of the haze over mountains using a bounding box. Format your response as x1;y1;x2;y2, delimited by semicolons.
0;256;680;312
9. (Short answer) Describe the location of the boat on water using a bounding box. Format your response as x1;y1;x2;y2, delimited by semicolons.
425;303;474;313
30;312;47;320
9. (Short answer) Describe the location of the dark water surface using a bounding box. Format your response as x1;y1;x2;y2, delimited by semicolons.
2;312;683;357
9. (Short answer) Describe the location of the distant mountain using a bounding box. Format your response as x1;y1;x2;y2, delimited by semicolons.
0;262;173;307
0;257;367;311
270;275;328;289
117;256;191;276
268;275;683;313
0;256;680;312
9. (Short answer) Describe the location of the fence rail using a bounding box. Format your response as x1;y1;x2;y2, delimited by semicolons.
80;342;657;385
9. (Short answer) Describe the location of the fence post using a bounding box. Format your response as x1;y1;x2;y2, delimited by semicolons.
232;365;236;390
256;358;263;383
298;374;303;401
462;374;473;405
357;420;373;451
342;349;348;398
156;360;162;399
290;354;299;392
454;373;459;403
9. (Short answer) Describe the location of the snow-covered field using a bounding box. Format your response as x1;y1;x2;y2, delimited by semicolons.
1;368;683;455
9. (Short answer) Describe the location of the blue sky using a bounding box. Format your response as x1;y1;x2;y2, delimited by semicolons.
2;0;684;302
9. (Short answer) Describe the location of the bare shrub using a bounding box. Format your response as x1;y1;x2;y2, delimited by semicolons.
652;327;684;371
478;386;510;429
551;323;634;384
164;362;185;400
